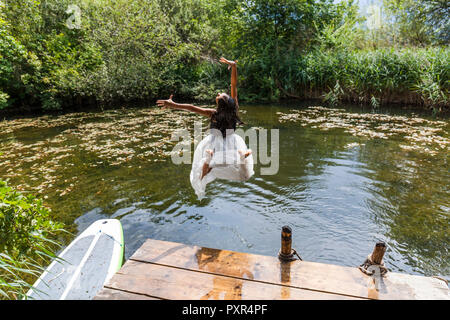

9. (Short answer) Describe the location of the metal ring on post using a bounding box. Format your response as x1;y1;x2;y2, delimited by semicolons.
359;242;388;276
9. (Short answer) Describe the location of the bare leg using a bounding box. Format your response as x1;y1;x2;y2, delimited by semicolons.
238;149;252;181
201;163;212;180
201;149;214;180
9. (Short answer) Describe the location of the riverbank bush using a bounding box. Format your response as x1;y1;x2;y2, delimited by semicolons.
0;179;65;299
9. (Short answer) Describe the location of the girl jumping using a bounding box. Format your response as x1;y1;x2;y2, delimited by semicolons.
157;57;254;199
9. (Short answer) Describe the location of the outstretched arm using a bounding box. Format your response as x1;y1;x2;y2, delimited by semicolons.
219;57;238;107
156;94;215;117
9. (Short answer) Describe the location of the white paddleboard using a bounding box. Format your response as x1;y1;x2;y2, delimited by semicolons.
26;219;124;300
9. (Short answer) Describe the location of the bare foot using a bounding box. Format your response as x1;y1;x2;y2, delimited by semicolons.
205;149;214;158
238;150;252;159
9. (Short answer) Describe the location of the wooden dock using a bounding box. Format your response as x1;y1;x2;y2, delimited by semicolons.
95;239;449;300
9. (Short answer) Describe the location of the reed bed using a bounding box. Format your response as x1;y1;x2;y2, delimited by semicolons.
282;47;449;111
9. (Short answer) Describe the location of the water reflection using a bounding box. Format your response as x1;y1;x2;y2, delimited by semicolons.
280;261;292;299
358;141;449;277
195;248;254;300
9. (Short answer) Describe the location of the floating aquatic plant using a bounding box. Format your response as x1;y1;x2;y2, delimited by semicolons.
277;106;449;156
0;107;207;198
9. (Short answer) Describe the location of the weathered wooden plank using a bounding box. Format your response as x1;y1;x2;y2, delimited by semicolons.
129;239;449;300
94;287;160;300
106;260;360;300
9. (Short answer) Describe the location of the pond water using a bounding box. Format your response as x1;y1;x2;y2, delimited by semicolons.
0;103;448;281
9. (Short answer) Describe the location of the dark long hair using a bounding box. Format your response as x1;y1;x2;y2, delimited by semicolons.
210;94;244;137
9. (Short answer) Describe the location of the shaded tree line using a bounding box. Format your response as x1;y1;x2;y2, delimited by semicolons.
0;0;448;114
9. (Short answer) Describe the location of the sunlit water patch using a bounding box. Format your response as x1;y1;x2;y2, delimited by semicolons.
0;104;448;281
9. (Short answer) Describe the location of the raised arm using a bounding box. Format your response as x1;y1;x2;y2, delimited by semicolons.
156;94;215;117
219;57;238;107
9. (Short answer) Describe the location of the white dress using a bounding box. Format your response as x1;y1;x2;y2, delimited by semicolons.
190;131;254;200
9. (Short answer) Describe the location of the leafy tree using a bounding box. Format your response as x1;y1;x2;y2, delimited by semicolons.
383;0;449;45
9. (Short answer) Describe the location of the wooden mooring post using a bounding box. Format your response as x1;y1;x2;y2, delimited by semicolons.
278;226;296;262
371;242;386;265
359;241;388;275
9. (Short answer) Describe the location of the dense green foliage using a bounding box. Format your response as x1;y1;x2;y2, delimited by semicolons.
0;0;448;114
0;179;64;299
